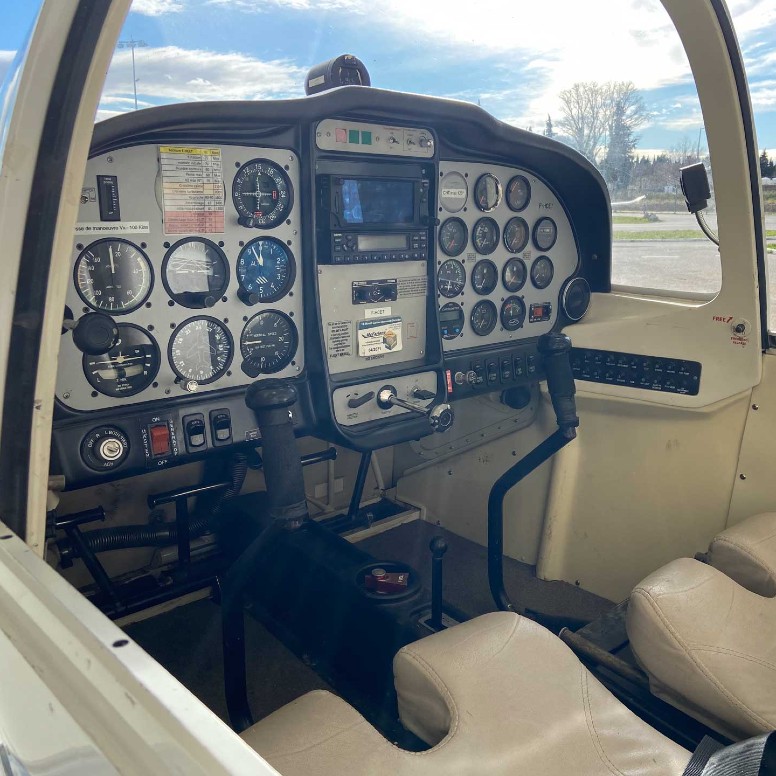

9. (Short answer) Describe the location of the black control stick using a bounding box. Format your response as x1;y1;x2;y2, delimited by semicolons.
244;379;309;528
487;332;580;614
429;536;448;630
537;332;579;439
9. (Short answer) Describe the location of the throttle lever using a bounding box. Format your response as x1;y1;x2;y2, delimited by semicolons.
377;387;454;433
537;332;579;438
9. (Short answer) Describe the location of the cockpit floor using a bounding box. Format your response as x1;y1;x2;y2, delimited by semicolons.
125;598;331;723
356;520;613;622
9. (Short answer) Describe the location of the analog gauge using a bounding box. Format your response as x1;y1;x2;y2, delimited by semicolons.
83;324;159;398
438;218;468;257
236;238;295;304
169;317;233;385
470;300;498;337
503;217;529;253
232;158;293;229
474;173;502;212
530;256;555;289
439;302;465;340
472;218;499;255
502;257;527;292
533;217;558;251
471;260;498;295
500;296;526;331
506;175;531;211
240;310;298;377
439;171;468;213
74;239;152;314
162;238;229;309
437;260;466;298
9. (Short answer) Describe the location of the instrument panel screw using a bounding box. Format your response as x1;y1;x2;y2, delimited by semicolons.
63;392;70;400
740;473;747;480
106;156;113;163
752;404;759;410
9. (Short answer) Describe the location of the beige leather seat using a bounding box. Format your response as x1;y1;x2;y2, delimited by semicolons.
627;512;776;741
242;612;689;775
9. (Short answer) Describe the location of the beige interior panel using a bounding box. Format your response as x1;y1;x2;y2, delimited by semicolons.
727;353;776;525
397;399;557;565
537;390;751;601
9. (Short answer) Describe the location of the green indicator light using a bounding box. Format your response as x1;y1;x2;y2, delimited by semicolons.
361;131;372;145
348;129;360;144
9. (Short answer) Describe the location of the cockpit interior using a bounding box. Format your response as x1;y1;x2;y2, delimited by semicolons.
1;3;776;773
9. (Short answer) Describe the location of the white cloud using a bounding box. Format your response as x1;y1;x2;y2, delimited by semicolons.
0;51;16;86
130;0;184;15
99;46;306;116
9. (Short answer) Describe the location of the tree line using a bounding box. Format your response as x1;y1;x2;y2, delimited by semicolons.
761;151;776;179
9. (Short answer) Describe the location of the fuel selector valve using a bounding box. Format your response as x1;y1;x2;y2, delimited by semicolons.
376;386;454;433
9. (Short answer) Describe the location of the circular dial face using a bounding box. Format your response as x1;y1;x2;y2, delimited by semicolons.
437;260;466;298
232;159;293;228
562;277;591;322
506;175;531;211
236;238;295;303
533;217;558;251
531;256;555;289
240;311;298;377
439;302;465;340
502;257;527;292
439;171;468;213
500;296;527;331
471;260;498;295
74;239;152;314
83;324;159;398
472;218;499;255
504;217;530;253
169;317;233;385
162;238;229;309
474;173;502;212
470;300;498;337
438;218;468;257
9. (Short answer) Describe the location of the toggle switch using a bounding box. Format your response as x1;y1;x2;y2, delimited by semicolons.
183;413;206;452
210;409;232;445
149;423;171;457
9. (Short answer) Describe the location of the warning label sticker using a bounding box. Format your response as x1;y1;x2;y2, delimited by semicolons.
326;321;353;361
357;316;403;357
160;146;225;235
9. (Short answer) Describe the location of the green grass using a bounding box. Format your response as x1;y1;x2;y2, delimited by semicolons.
612;215;657;225
615;229;776;242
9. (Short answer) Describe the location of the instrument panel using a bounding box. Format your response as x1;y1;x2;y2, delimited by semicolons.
58;145;304;411
435;162;577;351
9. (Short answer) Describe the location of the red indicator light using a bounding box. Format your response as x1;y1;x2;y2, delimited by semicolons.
335;128;347;143
445;369;454;393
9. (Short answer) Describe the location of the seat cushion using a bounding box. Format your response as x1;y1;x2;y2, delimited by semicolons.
627;557;776;740
708;512;776;597
242;612;689;776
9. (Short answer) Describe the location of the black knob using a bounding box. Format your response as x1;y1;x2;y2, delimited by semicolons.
430;537;448;559
71;313;119;355
237;288;259;306
245;379;298;412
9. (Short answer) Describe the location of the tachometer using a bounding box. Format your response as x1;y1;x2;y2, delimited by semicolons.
502;257;527;292
474;173;502;212
162;237;229;309
506;175;531;211
169;317;233;385
438;218;468;257
240;311;298;377
530;256;555;289
236;238;295;304
439;302;465;340
232;158;293;229
471;260;498;295
74;239;152;314
500;296;526;331
504;217;529;253
437;259;466;298
470;300;498;336
472;218;499;255
83;324;159;397
533;217;558;251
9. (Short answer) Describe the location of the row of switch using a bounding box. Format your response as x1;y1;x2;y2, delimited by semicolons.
451;351;539;393
181;410;233;454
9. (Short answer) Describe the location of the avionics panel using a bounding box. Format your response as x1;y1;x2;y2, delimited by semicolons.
58;144;304;412
436;161;579;352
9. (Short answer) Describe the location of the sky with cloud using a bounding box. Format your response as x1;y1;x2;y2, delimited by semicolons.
2;0;775;157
